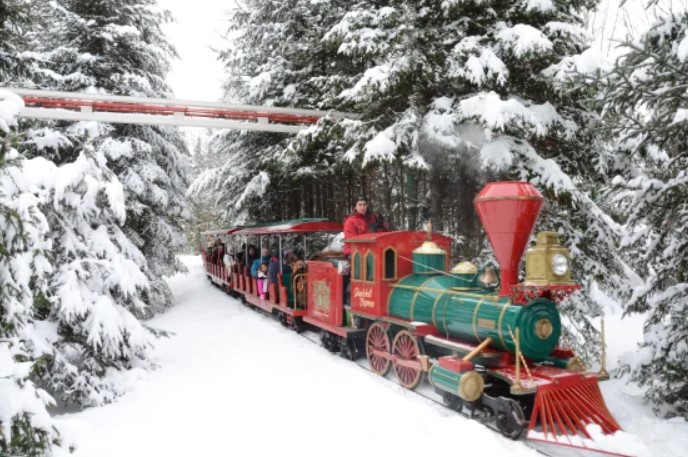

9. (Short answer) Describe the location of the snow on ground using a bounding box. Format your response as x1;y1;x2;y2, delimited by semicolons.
56;256;688;457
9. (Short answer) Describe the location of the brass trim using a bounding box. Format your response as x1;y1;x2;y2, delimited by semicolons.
474;195;543;202
431;292;444;329
410;276;437;322
424;335;501;358
413;240;446;254
566;356;586;373
442;295;450;338
472;297;485;342
497;304;509;350
462;337;493;362
450;261;478;275
458;371;485;402
513;327;522;390
535;318;553;340
391;284;497;300
419;355;430;372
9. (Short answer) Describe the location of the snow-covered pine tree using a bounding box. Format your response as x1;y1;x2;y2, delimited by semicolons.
27;123;155;407
603;13;688;418
28;0;191;318
0;90;63;457
190;0;353;224
0;0;32;83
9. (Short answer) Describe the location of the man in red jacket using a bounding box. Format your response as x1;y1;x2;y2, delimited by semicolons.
343;196;387;256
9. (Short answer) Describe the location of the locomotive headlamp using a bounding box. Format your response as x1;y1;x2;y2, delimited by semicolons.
525;232;575;285
551;254;569;276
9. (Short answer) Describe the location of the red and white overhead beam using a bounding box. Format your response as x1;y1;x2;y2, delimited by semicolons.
1;87;358;133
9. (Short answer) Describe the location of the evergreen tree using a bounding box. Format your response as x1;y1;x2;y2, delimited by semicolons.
604;13;688;418
28;126;155;407
13;0;190;406
0;0;32;83
184;132;223;251
1;90;63;457
29;0;191;319
190;0;354;224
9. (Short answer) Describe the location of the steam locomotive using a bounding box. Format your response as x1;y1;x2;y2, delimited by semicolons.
203;181;621;452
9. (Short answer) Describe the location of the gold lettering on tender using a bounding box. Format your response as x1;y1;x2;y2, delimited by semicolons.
477;318;496;330
313;280;331;312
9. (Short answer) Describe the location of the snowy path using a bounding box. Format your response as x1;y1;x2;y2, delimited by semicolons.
57;256;686;457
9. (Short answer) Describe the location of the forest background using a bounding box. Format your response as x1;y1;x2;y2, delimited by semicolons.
0;0;686;455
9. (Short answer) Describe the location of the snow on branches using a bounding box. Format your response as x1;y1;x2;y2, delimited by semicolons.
604;13;688;417
1;90;64;456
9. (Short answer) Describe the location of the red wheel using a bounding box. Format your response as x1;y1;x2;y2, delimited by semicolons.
392;330;423;389
366;322;391;376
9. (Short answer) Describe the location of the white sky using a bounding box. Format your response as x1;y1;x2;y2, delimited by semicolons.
158;0;230;102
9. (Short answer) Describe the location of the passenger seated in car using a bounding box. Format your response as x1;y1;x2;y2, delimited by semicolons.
246;244;259;270
267;249;281;287
257;262;269;299
223;251;234;275
215;238;225;266
292;259;307;275
251;247;271;278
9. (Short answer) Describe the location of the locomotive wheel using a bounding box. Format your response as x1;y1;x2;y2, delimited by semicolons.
391;330;423;390
366;322;391;377
441;392;461;411
495;398;526;440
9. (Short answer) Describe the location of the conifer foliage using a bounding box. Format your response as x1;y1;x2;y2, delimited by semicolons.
604;13;688;418
30;0;191;319
1;90;63;457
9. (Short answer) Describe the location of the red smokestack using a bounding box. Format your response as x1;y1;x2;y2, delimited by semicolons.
474;182;543;297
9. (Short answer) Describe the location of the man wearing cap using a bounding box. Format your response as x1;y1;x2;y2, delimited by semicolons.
343;196;387;256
